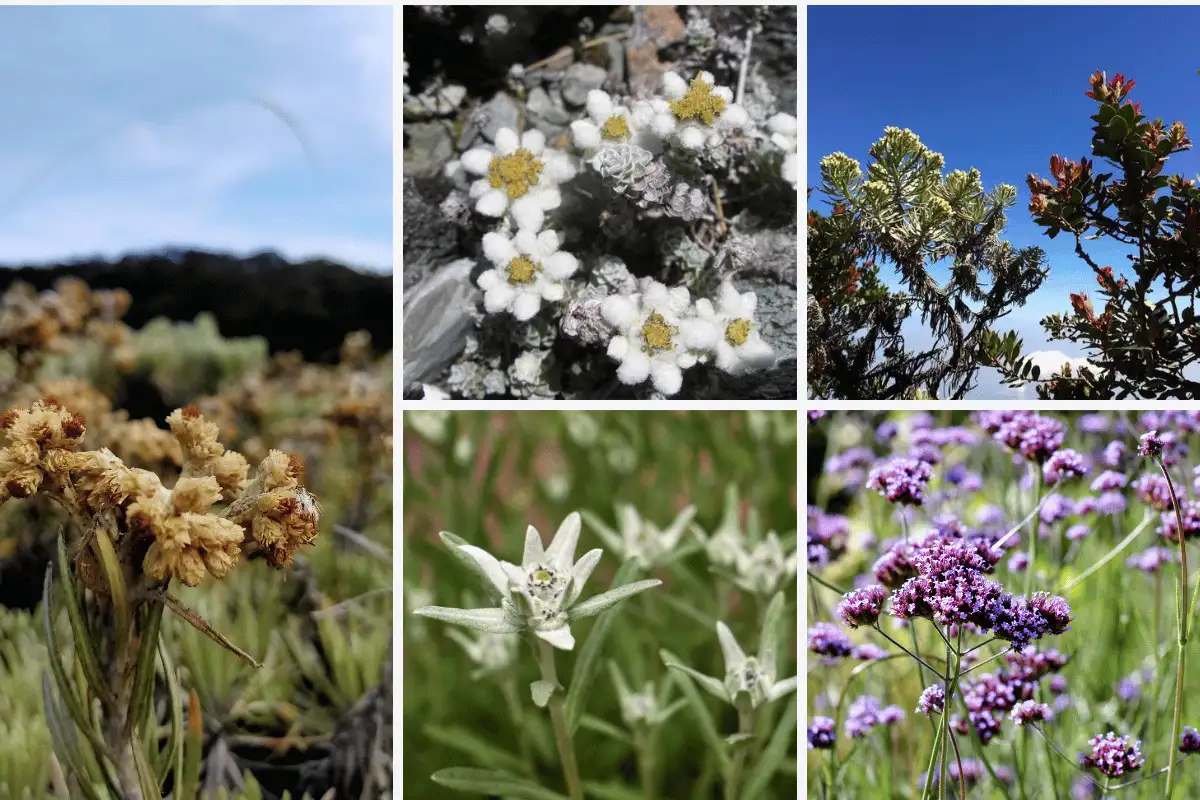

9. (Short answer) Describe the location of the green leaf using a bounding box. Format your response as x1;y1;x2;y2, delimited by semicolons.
439;531;506;603
530;679;556;708
565;560;642;735
55;534;112;711
92;529;129;645
423;725;528;774
660;649;732;776
743;700;798;800
578;714;634;746
1031;364;1041;381
568;579;662;620
431;768;568;799
131;736;164;800
581;781;646;800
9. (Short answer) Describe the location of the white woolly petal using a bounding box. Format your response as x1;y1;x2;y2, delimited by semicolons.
616;350;651;386
739;334;775;370
650;360;683;396
722;104;749;129
544;251;578;280
699;70;715;84
494;127;520;155
461;148;494;175
650;113;676;138
546;512;582;570
523;525;545;566
483;284;516;315
510;197;544;232
542;153;577;183
541;282;565;302
571;120;602;150
768;112;797;136
512;292;541;321
642;281;672;308
677;352;697;369
666;285;691;312
607;335;629;361
535;624;575;651
602;295;640;329
715;341;738;373
521;128;546;156
782;153;799;186
713;86;733;103
468;178;491;199
535;229;560;257
482;232;517;265
442;159;462;180
501;561;525;586
694;298;716;320
662;71;687;98
475;189;509;217
716;622;747;672
630;100;656;126
680;318;718;351
534;185;562;211
514;228;539;255
477;269;503;292
678;125;705;150
586;89;613;122
719;281;753;317
458;545;512;599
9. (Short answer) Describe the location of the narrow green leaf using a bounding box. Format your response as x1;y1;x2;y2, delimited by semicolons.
661;651;728;703
128;601;165;732
41;675;104;800
41;568;109;756
423;725;527;774
568;579;662;621
578;714;634;746
55;534;112;711
660;649;732;776
91;529;129;645
431;767;568;799
580;780;646;800
743;700;797;800
157;640;184;786
565;560;640;735
131;736;163;800
178;692;203;800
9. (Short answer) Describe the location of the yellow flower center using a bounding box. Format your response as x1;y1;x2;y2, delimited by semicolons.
601;115;630;140
533;569;551;582
507;255;541;285
488;148;544;199
725;319;751;346
669;75;727;126
640;312;678;354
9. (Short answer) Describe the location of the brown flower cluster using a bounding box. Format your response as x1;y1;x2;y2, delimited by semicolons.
0;398;321;588
0;278;134;377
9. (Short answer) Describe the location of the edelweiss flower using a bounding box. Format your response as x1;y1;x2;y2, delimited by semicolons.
479;228;579;321
581;502;697;568
691;484;747;567
732;530;798;596
461;128;577;231
650;71;750;150
767;112;798;187
609;663;685;729
571;90;661;160
413;512;661;650
694;281;776;376
601;279;709;396
664;593;796;710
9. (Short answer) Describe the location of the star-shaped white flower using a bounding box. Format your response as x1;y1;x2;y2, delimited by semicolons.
478;228;579;321
571;90;662;161
649;71;751;150
662;592;796;710
413;513;662;650
461;128;577;231
581;503;697;568
694;281;775;376
601;279;710;396
767;112;798;187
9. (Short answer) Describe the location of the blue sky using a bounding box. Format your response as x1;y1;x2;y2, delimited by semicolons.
808;5;1200;397
0;5;391;272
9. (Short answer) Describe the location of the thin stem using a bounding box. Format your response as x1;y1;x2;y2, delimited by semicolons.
1159;456;1188;799
536;640;584;800
726;706;753;800
872;624;946;682
938;627;952;800
958;647;1014;679
1024;466;1043;599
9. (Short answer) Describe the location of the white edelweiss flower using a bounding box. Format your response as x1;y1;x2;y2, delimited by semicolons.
767;112;799;187
601;279;705;396
460;127;577;231
478;228;579;321
650;70;751;151
608;663;686;729
445;628;518;679
690;484;746;567
663;592;797;710
571;89;662;159
695;281;775;376
413;513;662;651
732;530;798;596
581;503;697;568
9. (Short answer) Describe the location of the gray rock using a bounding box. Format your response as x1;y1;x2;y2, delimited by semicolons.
527;87;573;126
402;258;480;387
561;63;607;108
402;176;459;289
478;92;521;142
403;121;454;179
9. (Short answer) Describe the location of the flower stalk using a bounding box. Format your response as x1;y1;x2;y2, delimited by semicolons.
536;638;584;800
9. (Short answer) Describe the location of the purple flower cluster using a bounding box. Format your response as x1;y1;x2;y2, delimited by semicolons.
1009;700;1053;727
1127;546;1176;573
808;623;853;659
845;695;904;738
1158;500;1200;544
1044;448;1089;485
1090;470;1128;492
807;716;836;750
1079;732;1144;778
852;642;889;660
916;684;945;716
989;412;1066;463
807;410;826;422
959;649;1070;744
1102;440;1126;468
1132;473;1175;511
808;506;849;568
867;456;934;505
1180;726;1200;754
1139;430;1166;458
836;585;888;628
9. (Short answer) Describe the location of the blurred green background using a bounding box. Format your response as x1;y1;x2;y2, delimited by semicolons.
402;410;799;799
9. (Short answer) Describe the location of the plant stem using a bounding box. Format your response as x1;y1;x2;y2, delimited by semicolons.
500;676;535;775
536;640;584;800
1160;457;1188;799
726;706;753;800
1024;466;1042;600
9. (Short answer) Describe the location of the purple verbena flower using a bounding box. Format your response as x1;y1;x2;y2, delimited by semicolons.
1041;494;1075;524
1133;474;1175;511
1127;546;1177;573
1180;726;1200;754
846;695;884;738
1159;500;1200;544
1010;700;1053;727
879;705;905;725
1044;449;1089;484
1091;470;1128;492
1066;523;1091;541
1029;592;1073;635
852;642;888;660
867;457;934;505
807;716;836;750
1078;414;1111;434
1102;440;1126;469
1079;732;1144;778
873;544;917;588
995;413;1066;463
876;420;898;444
917;684;945;716
807;411;826;422
836;585;888;628
807;622;852;659
1139;430;1166;458
1096;491;1127;516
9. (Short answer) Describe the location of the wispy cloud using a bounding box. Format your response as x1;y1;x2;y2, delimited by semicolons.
0;5;391;271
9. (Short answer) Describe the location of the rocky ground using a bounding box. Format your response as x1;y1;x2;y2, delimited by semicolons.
403;5;798;399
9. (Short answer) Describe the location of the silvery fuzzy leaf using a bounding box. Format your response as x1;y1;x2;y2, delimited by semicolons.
716;622;747;675
439;532;506;603
534;624;576;651
568;579;661;621
412;605;521;635
531;680;557;708
758;591;787;673
660;651;729;704
768;676;798;702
